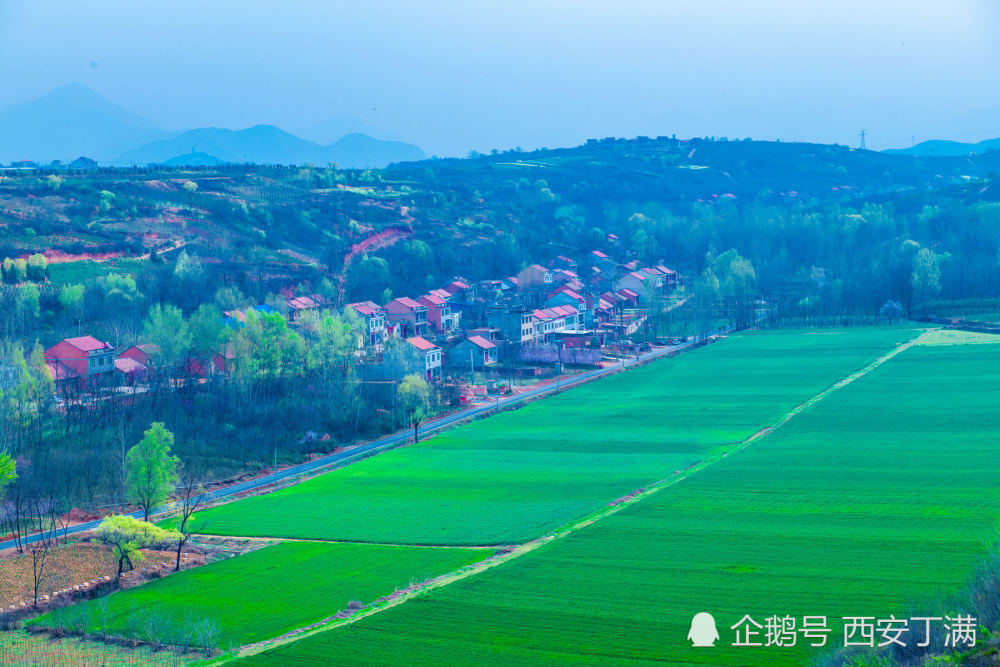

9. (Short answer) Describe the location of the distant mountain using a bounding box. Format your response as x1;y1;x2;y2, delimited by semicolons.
0;82;171;163
158;152;226;167
328;133;425;168
299;114;404;145
885;138;1000;157
118;126;424;168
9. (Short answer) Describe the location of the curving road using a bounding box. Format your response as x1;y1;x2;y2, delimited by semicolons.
0;329;728;552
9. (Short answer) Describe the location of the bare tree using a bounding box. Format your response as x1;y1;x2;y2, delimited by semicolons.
29;542;51;609
174;472;204;571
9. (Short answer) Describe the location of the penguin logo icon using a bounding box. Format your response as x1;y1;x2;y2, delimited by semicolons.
688;612;719;647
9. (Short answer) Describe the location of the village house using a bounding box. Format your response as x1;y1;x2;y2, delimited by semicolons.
614;271;652;302
443;280;473;302
531;305;583;341
450;336;497;370
348;301;388;352
384;297;429;338
418;294;458;334
44;336;116;390
285;293;331;321
516;264;553;289
488;309;536;345
654;264;679;289
546;287;586;312
405;336;442;381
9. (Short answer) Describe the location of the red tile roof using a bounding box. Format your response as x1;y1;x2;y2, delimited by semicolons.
555;288;582;301
406;336;438;351
628;271;647;281
388;297;423;310
64;335;110;352
655;265;676;275
466;335;496;350
445;280;470;292
419;294;447;307
348;301;383;316
114;357;146;373
591;250;608;259
618;288;639;298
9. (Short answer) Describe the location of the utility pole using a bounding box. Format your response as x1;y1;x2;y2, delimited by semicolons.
859;129;867;150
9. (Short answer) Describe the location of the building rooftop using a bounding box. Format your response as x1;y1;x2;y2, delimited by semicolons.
466;335;496;350
63;336;112;352
406;336;438;351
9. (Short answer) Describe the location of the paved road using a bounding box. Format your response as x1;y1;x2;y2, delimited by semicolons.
0;329;727;552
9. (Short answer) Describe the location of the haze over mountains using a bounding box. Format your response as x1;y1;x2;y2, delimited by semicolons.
0;83;425;168
885;137;1000;157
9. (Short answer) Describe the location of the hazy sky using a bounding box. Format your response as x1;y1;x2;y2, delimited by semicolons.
1;1;998;155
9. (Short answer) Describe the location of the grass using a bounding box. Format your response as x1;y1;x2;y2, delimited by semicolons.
232;332;1000;666
28;541;489;652
189;327;918;546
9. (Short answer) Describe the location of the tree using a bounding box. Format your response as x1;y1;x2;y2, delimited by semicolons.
16;284;40;332
59;284;85;326
182;180;198;194
398;374;431;443
911;247;941;310
173;472;203;571
95;516;180;580
126;422;180;521
142;304;192;382
26;254;47;282
0;450;15;501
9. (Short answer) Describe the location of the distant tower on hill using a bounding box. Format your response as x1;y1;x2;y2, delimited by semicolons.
859;130;867;150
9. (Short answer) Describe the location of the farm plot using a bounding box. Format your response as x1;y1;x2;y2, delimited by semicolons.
233;334;1000;666
28;541;489;651
189;327;919;546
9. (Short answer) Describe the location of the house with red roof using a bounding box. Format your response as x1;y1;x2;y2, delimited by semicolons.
384;297;428;338
450;335;497;370
405;336;442;380
443;280;473;302
531;305;582;341
44;335;116;389
285;293;331;321
655;264;678;288
516;264;553;288
418;293;458;334
348;301;388;352
545;288;585;312
614;271;652;301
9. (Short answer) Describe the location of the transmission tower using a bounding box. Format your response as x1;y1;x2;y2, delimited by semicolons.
859;129;867;150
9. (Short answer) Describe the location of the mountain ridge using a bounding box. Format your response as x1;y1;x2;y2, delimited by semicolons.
0;83;424;168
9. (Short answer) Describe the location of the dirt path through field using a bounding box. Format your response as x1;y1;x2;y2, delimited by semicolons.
220;330;929;662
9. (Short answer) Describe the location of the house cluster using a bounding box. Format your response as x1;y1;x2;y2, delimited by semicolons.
40;250;678;392
345;249;679;381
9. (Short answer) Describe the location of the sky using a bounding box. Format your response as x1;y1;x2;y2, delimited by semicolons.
0;0;998;156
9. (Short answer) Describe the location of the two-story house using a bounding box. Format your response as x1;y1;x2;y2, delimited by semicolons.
614;271;652;303
348;301;388;353
384;297;429;338
44;336;116;390
487;309;535;345
418;294;457;334
405;336;442;381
